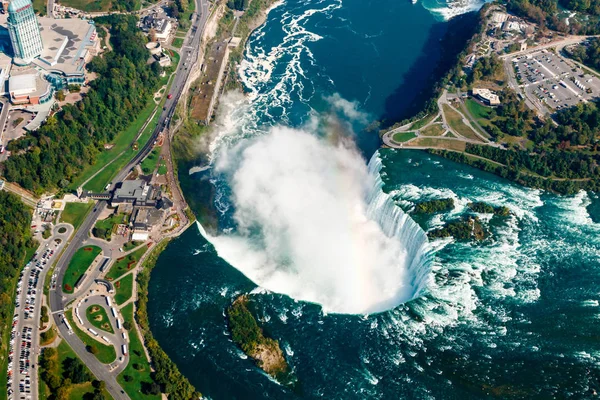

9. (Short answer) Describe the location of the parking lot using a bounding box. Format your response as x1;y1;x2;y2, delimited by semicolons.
512;50;600;111
7;223;72;400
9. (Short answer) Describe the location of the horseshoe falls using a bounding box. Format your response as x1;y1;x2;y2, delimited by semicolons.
146;0;600;399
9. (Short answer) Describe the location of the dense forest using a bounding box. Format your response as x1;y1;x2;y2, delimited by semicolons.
413;198;455;214
0;192;34;385
507;0;600;34
567;37;600;72
468;202;511;216
469;54;503;84
0;15;161;195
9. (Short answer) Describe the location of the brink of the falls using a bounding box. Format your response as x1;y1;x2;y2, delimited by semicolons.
197;128;433;314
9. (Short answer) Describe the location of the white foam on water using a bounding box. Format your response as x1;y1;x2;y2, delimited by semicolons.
198;125;433;315
422;0;490;20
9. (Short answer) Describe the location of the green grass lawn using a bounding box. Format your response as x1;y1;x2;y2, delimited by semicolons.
141;147;160;175
118;304;160;400
420;123;446;137
171;37;184;48
465;98;492;120
60;202;94;230
86;305;115;334
32;0;46;14
392;131;417;143
410;114;436;130
157;163;168;176
66;309;116;364
106;246;147;281
442;104;484;142
407;137;467;152
114;274;134;305
63;246;102;293
56;0;111;12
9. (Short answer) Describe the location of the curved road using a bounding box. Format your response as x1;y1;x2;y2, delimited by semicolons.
49;0;209;398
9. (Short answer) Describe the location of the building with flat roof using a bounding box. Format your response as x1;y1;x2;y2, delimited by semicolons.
7;0;43;64
473;88;501;106
8;70;52;104
111;179;157;207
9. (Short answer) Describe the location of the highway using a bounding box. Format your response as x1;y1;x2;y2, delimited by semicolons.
47;0;210;398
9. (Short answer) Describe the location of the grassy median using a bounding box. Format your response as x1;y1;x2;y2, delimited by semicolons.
62;246;102;293
86;305;115;334
60;202;94;231
114;274;134;305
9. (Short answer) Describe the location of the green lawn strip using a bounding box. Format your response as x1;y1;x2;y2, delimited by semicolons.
442;104;484;142
141;147;160;174
60;202;94;230
105;246;148;281
410;114;436;130
66;309;116;364
171;38;184;48
407;137;467;152
60;0;111;11
157;163;167;176
72;98;158;191
0;244;37;400
117;303;160;400
392;131;417;143
465;98;491;120
420;123;446;137
62;246;102;293
114;274;134;305
86;304;115;334
84;152;132;193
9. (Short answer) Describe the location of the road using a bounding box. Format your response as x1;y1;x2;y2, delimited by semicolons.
48;0;210;397
8;223;72;400
73;294;129;374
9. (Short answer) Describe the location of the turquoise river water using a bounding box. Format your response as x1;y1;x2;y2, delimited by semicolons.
147;0;600;398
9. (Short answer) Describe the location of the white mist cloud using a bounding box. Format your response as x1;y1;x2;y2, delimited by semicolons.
324;93;369;124
205;126;417;314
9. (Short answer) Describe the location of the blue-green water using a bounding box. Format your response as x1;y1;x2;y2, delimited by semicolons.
148;0;600;398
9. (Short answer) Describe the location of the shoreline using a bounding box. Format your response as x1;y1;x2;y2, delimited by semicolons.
138;0;284;396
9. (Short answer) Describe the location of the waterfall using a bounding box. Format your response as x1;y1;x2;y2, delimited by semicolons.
366;152;433;301
196;128;433;314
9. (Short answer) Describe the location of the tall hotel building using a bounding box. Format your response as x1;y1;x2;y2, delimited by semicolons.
7;0;43;64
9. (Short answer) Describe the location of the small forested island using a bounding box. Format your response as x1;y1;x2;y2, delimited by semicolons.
428;216;488;241
413;198;455;214
227;295;293;382
468;202;511;216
